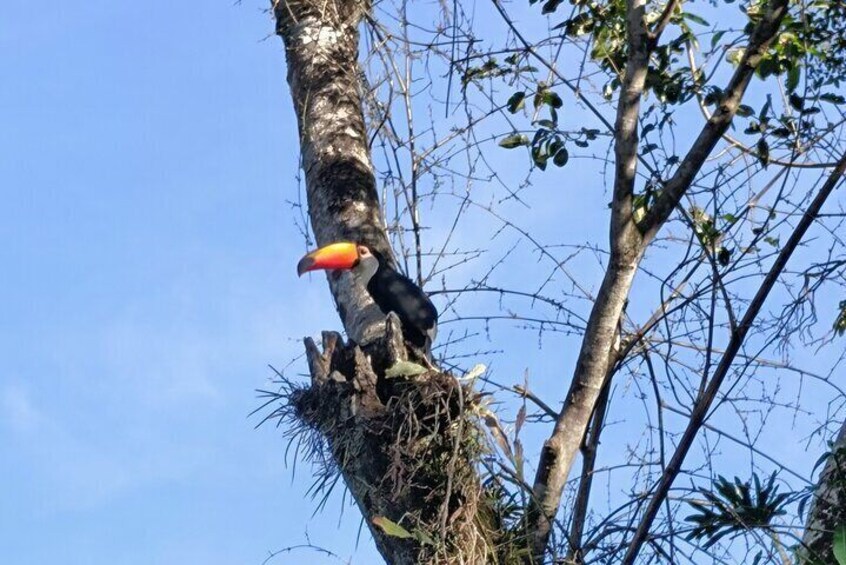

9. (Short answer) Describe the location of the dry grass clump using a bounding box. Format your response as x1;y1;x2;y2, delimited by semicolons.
257;315;528;564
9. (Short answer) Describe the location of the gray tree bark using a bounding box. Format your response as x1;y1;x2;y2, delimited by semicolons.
271;0;810;563
802;421;846;563
273;2;497;563
275;0;392;346
528;0;791;559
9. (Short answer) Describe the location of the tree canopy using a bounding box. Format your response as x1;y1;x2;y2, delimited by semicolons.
266;0;846;562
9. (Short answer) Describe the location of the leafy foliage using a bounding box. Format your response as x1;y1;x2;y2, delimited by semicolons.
461;55;537;89
372;516;415;540
685;473;789;547
277;0;846;561
499;83;595;171
513;0;846;168
835;524;846;565
834;300;846;337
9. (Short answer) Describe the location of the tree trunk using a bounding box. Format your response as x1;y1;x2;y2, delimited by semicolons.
273;2;498;563
802;421;846;563
275;0;392;345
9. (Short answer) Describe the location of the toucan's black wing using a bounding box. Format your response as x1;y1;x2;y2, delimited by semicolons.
367;267;438;349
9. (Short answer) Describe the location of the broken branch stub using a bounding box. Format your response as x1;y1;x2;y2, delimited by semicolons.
291;313;505;564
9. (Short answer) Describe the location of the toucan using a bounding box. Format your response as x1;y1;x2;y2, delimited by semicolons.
297;242;438;352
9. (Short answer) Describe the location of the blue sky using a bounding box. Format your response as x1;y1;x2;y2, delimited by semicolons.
3;1;844;564
0;2;381;563
0;2;591;560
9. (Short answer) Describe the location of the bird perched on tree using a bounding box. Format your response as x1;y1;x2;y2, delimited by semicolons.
297;242;438;353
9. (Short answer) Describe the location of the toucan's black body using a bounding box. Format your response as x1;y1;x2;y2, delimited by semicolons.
297;241;438;352
366;249;438;350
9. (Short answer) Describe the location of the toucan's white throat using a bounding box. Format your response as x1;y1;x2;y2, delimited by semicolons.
356;255;379;285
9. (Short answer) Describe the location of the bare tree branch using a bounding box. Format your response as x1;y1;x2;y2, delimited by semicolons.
801;419;846;563
528;0;651;557
529;1;794;558
275;0;395;345
566;378;613;563
622;150;846;564
643;0;790;241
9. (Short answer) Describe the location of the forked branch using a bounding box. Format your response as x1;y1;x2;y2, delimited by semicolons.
528;0;792;559
622;150;846;564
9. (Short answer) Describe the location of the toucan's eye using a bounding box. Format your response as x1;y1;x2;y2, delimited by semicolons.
358;246;370;256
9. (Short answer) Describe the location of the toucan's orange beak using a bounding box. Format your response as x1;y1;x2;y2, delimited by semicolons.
297;242;359;276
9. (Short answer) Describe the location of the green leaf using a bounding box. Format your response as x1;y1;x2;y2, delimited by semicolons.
372;516;414;539
726;48;745;66
499;133;530;149
834;524;846;565
757;56;777;79
736;104;755;117
685;472;788;546
583;128;600;140
548;138;563;156
834;300;846;337
548;92;563;109
480;406;514;461
507;91;526;113
385;361;428;378
759;95;772;122
711;30;727;49
633;194;648;224
541;0;564;14
786;65;800;92
532;144;549;170
757;138;770;169
682;12;710;26
717;247;732;267
821;93;846;105
534;88;563;110
553;147;569;167
461;363;487;381
414;529;436;546
704;87;723;107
